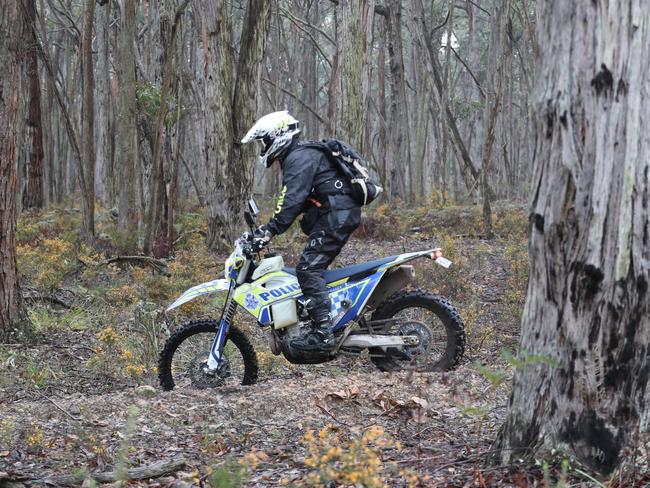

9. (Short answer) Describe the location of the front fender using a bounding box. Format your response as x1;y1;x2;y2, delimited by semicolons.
166;278;231;311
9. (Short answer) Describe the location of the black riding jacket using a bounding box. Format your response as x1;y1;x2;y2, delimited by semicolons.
265;141;357;236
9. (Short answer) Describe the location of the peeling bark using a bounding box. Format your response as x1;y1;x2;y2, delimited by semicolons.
195;0;271;252
496;1;650;475
0;0;31;340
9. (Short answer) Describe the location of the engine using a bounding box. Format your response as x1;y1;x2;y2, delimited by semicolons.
267;320;335;365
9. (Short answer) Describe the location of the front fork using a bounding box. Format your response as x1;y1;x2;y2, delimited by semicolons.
206;298;238;370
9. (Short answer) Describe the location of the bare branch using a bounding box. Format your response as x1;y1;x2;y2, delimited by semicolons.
277;8;333;69
451;46;486;100
278;6;335;45
262;77;325;124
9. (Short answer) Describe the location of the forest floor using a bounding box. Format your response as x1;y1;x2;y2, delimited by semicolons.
0;202;646;487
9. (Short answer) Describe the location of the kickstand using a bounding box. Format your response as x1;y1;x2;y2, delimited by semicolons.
332;320;357;355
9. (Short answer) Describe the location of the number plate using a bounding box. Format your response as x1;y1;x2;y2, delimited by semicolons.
434;256;452;269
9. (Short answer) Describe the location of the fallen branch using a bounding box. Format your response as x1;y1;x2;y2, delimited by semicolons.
23;456;186;486
100;256;171;277
22;293;72;309
172;229;207;246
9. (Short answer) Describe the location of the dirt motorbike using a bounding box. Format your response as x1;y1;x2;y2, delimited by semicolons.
158;199;465;390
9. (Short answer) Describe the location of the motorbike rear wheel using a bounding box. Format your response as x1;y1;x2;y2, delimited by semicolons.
369;290;465;372
158;320;258;391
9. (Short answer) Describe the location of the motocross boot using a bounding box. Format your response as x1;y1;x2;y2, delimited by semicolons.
291;300;335;352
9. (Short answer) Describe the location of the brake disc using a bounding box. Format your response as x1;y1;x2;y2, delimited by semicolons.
398;321;432;360
187;353;231;389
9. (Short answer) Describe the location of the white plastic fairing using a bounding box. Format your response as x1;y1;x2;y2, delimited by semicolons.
252;256;285;280
166;278;230;311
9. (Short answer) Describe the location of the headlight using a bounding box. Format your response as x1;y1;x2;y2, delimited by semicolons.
225;251;245;280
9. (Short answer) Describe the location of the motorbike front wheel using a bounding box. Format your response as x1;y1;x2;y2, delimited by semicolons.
369;290;465;372
158;320;258;391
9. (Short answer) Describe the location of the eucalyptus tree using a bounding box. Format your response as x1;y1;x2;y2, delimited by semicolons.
116;0;139;250
192;0;271;252
497;0;650;475
21;0;45;210
0;0;31;340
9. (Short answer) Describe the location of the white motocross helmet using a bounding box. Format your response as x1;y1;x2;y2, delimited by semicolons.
241;111;301;168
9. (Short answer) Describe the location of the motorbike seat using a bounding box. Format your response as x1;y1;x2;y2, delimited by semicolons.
282;255;396;284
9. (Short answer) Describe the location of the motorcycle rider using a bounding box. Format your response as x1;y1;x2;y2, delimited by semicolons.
241;111;361;352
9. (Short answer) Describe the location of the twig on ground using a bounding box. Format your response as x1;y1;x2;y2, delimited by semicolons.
315;400;351;427
34;390;81;422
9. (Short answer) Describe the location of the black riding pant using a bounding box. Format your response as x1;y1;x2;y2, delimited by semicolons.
296;196;361;323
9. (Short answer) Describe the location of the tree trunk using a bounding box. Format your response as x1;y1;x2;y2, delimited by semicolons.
496;1;650;476
479;0;511;238
195;0;271;252
0;0;31;341
375;19;388;194
338;0;373;152
230;0;271;234
193;0;234;251
21;0;44;210
95;0;112;206
300;0;320;138
385;0;410;201
80;0;96;240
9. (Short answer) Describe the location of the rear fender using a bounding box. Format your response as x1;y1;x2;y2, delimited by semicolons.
166;278;231;311
365;265;414;310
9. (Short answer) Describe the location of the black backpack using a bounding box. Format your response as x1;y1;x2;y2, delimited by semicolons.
303;139;383;206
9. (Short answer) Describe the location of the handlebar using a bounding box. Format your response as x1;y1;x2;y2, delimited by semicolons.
239;232;267;258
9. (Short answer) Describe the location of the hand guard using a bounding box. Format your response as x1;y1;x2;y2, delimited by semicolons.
252;225;272;251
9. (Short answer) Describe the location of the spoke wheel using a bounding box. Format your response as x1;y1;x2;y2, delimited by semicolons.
370;290;465;372
158;320;258;391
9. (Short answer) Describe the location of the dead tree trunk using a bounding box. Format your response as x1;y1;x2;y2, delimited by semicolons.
0;0;31;341
496;1;650;476
21;0;44;209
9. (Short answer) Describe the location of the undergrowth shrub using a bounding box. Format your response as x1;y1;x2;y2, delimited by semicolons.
256;350;294;376
17;239;76;289
357;202;405;240
16;206;80;245
301;424;419;487
492;206;528;240
28;306;93;332
88;326;146;381
0;417;16;447
129;302;171;374
416;234;475;301
205;452;265;488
